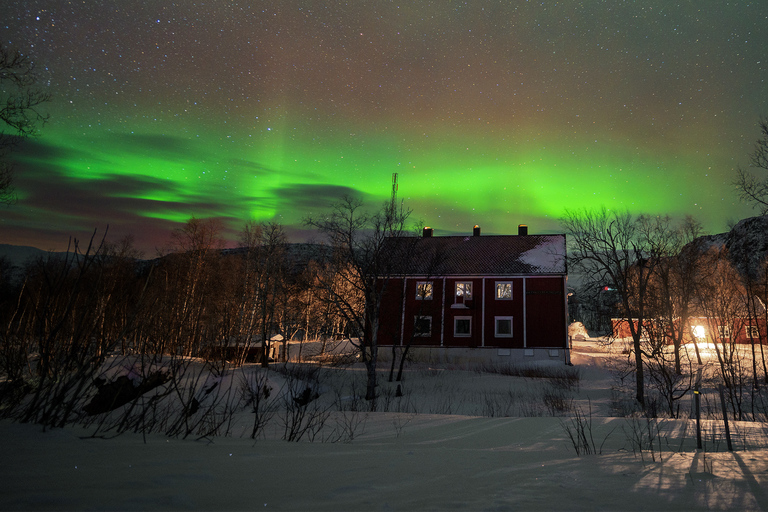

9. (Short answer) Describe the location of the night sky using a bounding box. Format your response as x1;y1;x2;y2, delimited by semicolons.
1;1;766;254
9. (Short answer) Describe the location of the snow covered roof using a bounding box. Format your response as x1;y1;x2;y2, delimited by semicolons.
384;233;566;276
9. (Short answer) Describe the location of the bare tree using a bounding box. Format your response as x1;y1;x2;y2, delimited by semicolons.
0;44;50;204
693;245;751;420
305;196;411;401
734;118;768;214
239;221;288;366
562;208;674;407
647;216;705;373
156;217;226;356
743;255;768;387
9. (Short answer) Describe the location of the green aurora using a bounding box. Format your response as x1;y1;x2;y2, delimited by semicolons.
1;1;764;252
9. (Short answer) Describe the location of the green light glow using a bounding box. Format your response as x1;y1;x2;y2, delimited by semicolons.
1;0;762;252
21;116;737;241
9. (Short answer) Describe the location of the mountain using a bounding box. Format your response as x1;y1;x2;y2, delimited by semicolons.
0;244;62;268
689;215;768;279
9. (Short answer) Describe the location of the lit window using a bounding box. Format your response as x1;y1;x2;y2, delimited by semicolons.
496;282;513;300
495;316;513;337
691;325;706;339
414;316;432;337
454;317;471;337
455;282;472;299
746;325;760;339
416;281;433;300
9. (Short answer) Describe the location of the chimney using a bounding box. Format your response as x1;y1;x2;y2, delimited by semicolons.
473;225;481;236
423;227;433;238
518;224;528;236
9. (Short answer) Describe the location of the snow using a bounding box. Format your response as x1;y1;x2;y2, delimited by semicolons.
3;341;768;511
519;237;566;273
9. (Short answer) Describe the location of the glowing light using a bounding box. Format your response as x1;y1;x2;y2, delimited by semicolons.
692;325;706;339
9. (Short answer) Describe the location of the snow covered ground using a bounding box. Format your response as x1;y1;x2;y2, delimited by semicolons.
3;340;768;511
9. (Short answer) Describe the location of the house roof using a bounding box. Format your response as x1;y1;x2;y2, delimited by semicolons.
384;233;567;276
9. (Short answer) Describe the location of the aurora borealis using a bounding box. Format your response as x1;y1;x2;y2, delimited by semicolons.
1;1;767;254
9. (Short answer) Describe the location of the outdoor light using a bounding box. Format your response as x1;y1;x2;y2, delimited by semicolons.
692;325;706;339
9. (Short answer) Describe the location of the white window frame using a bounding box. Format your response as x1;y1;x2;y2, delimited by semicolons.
455;281;472;299
416;281;433;300
414;315;432;337
746;325;760;339
495;316;514;337
454;316;472;337
496;281;513;300
717;325;731;339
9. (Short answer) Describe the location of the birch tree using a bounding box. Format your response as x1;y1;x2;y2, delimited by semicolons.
305;196;412;402
562;208;673;407
0;44;50;204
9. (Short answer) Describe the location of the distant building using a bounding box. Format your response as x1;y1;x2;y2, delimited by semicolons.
376;225;569;363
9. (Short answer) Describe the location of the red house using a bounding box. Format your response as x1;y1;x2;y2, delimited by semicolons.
377;225;569;363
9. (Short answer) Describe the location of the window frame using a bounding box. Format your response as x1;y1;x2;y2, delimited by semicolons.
454;316;472;337
455;281;472;299
494;316;514;337
495;281;513;300
416;281;434;300
717;325;731;339
414;315;432;337
746;325;760;339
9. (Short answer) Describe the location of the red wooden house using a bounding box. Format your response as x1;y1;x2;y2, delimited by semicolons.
612;316;768;345
377;225;569;363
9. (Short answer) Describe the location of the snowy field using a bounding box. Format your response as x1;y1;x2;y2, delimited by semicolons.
2;340;768;511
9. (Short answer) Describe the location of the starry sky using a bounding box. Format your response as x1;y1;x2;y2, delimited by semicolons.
1;1;766;254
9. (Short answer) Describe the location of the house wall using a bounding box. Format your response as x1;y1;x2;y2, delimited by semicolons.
377;275;567;351
611;317;768;345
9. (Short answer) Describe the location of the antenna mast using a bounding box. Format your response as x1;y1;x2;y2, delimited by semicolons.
391;172;398;206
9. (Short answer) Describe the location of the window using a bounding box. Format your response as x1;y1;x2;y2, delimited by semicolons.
416;281;433;300
414;316;432;337
454;316;471;337
455;282;472;299
746;325;760;339
495;316;513;337
717;325;731;339
496;282;513;300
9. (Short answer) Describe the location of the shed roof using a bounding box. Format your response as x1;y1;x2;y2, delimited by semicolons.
384;234;566;276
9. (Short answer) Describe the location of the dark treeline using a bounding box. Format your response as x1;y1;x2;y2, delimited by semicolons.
0;218;357;415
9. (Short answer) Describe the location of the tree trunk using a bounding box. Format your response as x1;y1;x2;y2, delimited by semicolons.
365;355;377;401
633;334;645;406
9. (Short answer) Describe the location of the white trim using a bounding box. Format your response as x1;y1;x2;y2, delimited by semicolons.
416;281;433;300
495;281;514;300
494;316;514;337
454;316;472;337
440;277;446;346
454;281;473;301
481;278;486;347
414;315;432;337
522;277;527;347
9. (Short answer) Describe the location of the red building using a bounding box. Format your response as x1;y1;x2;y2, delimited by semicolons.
377;225;569;363
612;317;768;345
